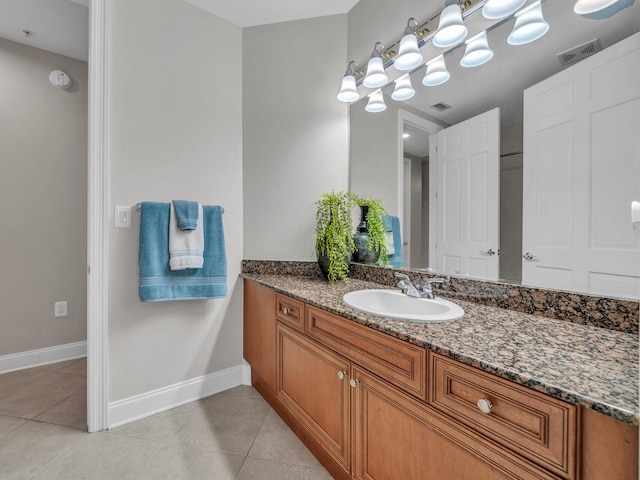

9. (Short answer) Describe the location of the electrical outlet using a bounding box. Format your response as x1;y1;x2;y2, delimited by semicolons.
54;301;68;317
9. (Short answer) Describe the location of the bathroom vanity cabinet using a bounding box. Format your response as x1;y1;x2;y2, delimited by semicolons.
243;279;638;480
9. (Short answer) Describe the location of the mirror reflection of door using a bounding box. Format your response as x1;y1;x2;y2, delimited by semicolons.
522;33;640;300
432;108;501;281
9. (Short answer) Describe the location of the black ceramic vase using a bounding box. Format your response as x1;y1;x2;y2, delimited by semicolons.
317;254;351;281
352;206;380;264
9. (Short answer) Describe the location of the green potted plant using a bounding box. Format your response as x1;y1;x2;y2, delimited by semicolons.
315;191;356;283
353;195;389;266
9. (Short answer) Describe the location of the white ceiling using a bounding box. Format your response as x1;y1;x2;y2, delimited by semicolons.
0;0;359;63
184;0;360;27
0;0;89;61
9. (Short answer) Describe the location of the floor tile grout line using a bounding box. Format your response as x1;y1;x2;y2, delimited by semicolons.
27;416;88;431
22;418;91;480
242;403;272;457
234;454;251;480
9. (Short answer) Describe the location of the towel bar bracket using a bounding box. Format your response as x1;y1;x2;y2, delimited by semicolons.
135;203;224;214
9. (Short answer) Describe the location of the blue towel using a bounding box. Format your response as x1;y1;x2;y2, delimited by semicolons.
139;202;227;302
384;215;403;268
172;200;199;231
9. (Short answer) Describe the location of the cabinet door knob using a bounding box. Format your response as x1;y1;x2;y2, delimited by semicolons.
337;370;346;380
349;379;360;388
476;398;493;414
282;307;290;315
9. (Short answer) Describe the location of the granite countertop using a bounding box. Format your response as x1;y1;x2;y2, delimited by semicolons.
242;273;639;426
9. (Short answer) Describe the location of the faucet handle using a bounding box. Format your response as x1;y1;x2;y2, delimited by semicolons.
422;277;451;294
394;271;411;282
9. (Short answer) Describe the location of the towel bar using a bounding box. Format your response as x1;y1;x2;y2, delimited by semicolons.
135;203;224;214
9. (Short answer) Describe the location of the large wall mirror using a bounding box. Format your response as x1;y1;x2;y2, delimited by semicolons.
349;0;640;300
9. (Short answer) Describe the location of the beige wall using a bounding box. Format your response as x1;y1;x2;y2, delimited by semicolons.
0;38;88;356
242;14;350;261
350;99;443;217
107;0;243;402
349;99;400;214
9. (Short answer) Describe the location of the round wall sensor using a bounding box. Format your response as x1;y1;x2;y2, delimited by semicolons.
49;70;72;90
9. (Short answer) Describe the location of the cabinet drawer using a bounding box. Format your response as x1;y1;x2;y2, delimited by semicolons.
276;294;304;331
306;306;427;400
429;353;578;479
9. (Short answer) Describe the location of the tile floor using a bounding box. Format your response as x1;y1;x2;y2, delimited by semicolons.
0;359;333;479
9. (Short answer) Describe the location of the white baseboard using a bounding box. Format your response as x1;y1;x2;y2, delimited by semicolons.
241;360;252;385
108;364;243;429
0;341;87;374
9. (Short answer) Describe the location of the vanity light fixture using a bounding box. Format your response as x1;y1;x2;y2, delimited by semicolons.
460;31;494;67
363;42;389;88
365;89;387;112
394;18;424;71
507;0;549;45
422;55;451;86
574;0;635;18
433;0;468;48
574;0;619;13
482;0;526;19
336;61;361;103
391;74;416;101
344;0;561;112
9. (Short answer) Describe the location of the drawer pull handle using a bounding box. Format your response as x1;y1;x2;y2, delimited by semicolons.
282;307;290;315
349;379;360;388
477;398;493;414
337;370;346;380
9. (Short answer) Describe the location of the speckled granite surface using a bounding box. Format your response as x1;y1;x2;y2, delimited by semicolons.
242;272;639;425
242;260;639;335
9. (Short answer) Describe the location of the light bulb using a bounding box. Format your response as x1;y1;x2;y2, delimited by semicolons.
433;3;468;48
394;34;424;71
422;55;450;86
460;31;494;67
336;75;359;103
507;1;549;46
363;56;388;89
365;89;387;113
482;0;526;19
391;75;416;101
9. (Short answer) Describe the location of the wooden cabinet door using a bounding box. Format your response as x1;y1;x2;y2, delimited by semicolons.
243;279;276;393
352;367;560;480
276;324;351;475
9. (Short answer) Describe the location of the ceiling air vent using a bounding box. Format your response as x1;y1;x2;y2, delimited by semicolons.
431;102;452;112
557;39;601;67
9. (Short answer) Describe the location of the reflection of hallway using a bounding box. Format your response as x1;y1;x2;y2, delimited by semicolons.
0;366;331;480
0;358;87;430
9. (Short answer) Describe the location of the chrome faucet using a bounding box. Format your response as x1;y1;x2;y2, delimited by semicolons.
394;272;422;297
394;272;450;299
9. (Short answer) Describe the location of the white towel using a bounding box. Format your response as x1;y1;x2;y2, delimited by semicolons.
169;202;204;270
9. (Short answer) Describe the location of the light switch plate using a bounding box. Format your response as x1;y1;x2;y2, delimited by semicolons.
115;205;131;228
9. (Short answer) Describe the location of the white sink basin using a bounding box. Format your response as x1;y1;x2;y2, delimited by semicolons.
343;289;464;323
